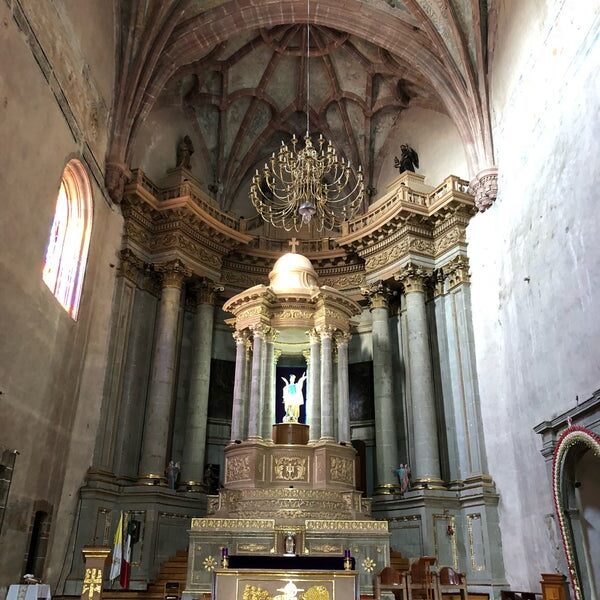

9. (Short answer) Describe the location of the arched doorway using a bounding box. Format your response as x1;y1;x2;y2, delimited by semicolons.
553;426;600;600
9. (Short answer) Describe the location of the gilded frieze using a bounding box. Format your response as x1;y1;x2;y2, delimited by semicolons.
226;455;251;482
191;518;275;530
329;456;354;484
305;520;388;532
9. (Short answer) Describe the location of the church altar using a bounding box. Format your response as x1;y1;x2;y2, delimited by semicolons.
184;251;390;598
212;568;358;600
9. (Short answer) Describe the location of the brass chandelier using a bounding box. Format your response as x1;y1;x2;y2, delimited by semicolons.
249;0;364;232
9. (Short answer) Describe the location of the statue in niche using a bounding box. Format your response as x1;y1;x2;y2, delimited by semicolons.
176;135;194;170
394;144;419;173
394;463;411;495
281;372;307;423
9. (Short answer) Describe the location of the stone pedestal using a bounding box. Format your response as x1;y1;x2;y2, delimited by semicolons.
272;423;309;445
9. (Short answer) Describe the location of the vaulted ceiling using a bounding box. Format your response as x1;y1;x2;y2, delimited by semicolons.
106;0;494;209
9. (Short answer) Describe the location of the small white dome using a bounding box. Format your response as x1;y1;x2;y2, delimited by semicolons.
269;252;319;292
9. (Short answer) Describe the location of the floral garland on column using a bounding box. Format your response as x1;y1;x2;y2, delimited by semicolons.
551;424;600;600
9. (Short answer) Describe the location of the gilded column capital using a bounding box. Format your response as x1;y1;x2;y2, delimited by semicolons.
361;281;393;310
444;255;471;290
316;325;336;339
118;248;145;284
251;323;272;339
156;260;192;289
394;262;432;294
302;349;310;364
468;166;498;213
335;332;352;347
275;349;283;363
194;278;224;305
308;328;321;344
233;329;250;345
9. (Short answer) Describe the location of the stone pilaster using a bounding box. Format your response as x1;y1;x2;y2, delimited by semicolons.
395;263;443;488
365;283;399;494
139;260;191;484
247;325;269;439
438;255;490;485
318;326;335;441
336;332;352;444
230;330;249;442
308;329;321;442
180;280;222;490
468;166;498;213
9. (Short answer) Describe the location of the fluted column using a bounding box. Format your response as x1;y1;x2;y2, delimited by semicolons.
180;281;221;490
336;332;351;444
139;260;190;483
308;330;321;442
247;325;269;439
230;330;249;442
367;284;399;493
395;263;443;487
319;326;335;441
261;335;279;441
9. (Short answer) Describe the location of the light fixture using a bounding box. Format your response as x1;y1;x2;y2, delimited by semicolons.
249;0;364;232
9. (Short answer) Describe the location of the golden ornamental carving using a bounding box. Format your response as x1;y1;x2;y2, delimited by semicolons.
156;260;192;288
361;281;392;310
251;323;272;339
394;262;431;294
243;585;271;600
329;456;354;484
226;455;251;481
273;456;308;481
202;555;217;571
320;273;365;289
233;330;250;345
305;519;389;532
191;518;275;530
82;568;102;600
310;543;342;554
237;543;270;553
275;309;314;321
443;254;470;290
118;248;146;283
242;584;330;600
194;279;224;305
315;325;335;340
335;332;352;347
362;557;376;573
308;328;321;344
434;227;464;255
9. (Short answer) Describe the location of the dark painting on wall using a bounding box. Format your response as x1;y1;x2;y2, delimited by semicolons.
207;359;235;420
349;361;374;422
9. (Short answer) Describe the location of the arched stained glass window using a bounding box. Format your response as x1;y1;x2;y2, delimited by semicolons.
43;159;93;320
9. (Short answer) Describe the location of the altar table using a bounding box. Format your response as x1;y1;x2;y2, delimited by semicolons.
213;568;358;599
6;585;51;600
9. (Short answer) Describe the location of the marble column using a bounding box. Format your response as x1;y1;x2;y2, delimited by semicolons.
308;330;321;442
230;330;248;442
395;263;443;487
319;326;335;441
139;260;190;483
336;332;351;444
247;325;268;439
368;284;399;493
261;335;278;441
180;282;219;490
241;338;252;439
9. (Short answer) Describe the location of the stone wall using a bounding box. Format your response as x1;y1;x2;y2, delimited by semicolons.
468;0;600;590
0;0;120;591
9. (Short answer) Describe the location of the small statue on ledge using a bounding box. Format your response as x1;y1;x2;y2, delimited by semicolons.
394;463;411;495
394;144;419;173
176;135;194;170
166;460;180;490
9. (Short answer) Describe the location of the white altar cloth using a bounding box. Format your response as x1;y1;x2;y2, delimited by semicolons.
6;584;51;600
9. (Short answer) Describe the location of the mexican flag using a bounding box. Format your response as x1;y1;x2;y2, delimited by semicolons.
109;513;132;588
